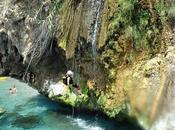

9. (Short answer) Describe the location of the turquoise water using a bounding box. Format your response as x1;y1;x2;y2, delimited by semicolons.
0;78;142;130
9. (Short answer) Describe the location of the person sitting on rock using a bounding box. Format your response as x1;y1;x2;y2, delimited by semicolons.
62;70;82;95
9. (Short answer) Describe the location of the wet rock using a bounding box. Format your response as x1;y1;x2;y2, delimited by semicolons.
48;81;88;107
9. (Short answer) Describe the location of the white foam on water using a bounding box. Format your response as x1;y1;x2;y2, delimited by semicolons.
67;116;104;130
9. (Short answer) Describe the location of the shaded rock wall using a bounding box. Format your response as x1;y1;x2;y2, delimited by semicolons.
0;0;67;89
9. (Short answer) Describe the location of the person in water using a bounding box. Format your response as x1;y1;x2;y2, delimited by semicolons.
9;88;12;94
9;85;17;94
12;85;17;93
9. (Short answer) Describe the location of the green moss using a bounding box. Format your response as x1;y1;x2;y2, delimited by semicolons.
97;93;107;106
106;0;163;53
168;6;175;19
59;36;67;50
100;0;166;87
48;80;96;109
96;91;127;117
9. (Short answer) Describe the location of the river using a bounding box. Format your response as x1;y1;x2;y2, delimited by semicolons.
0;78;142;130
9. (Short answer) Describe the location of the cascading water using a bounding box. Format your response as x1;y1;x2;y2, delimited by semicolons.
89;0;102;79
89;0;103;119
91;0;102;57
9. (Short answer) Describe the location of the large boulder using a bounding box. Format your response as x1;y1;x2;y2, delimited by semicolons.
43;81;88;107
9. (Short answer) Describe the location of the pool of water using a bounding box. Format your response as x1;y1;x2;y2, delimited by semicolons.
0;78;143;130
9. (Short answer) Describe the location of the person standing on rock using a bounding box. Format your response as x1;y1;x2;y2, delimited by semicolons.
66;70;74;85
63;70;82;95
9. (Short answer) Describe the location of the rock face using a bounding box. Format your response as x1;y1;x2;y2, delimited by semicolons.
0;0;67;89
0;0;175;129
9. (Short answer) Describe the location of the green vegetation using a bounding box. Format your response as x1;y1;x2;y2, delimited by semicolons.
107;0;159;52
98;0;174;118
100;0;171;83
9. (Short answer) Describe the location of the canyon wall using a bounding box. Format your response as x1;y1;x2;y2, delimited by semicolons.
0;0;175;129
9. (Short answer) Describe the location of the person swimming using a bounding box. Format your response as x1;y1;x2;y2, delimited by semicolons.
12;85;17;93
9;85;17;94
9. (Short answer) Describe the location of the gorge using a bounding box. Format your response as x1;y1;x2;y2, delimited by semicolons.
0;0;175;130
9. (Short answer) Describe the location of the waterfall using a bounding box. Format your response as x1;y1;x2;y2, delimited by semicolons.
91;0;102;57
89;0;102;79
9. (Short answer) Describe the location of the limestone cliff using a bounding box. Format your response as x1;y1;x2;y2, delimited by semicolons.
0;0;175;129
